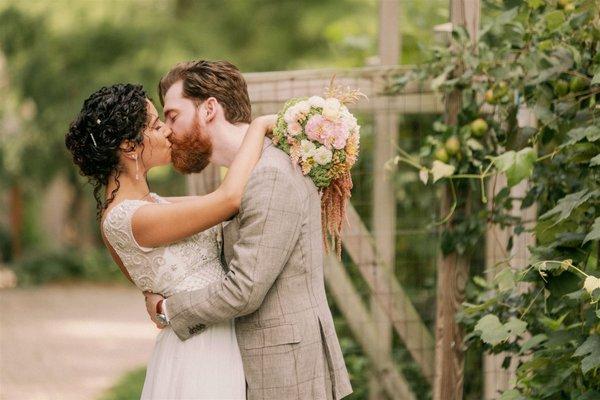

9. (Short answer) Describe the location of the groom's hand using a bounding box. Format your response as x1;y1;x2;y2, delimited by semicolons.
144;291;166;329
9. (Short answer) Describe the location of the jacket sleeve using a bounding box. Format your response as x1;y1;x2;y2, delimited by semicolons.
166;166;303;341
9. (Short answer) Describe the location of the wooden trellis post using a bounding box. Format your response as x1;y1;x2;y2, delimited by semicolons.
433;1;480;399
371;0;400;398
325;254;416;400
483;106;537;399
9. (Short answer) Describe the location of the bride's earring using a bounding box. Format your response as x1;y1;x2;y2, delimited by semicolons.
133;154;139;181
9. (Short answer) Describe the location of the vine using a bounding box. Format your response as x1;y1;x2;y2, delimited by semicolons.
390;0;600;397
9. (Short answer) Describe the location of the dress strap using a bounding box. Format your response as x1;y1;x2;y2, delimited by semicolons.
102;200;154;253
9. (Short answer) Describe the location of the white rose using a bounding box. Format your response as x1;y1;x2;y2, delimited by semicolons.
325;98;341;109
296;100;311;115
300;139;317;159
312;146;333;165
323;107;340;121
342;113;357;131
340;107;352;118
284;108;296;124
322;98;341;120
308;96;326;108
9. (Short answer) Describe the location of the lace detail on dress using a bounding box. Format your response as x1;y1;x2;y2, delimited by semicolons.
102;194;226;297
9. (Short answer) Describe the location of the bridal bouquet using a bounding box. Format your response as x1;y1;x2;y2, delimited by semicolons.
272;79;364;257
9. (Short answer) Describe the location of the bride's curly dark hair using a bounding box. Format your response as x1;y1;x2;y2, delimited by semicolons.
65;83;149;219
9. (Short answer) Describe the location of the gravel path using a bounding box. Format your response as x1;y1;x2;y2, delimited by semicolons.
0;284;157;400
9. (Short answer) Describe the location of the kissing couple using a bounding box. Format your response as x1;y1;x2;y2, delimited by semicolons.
65;60;353;400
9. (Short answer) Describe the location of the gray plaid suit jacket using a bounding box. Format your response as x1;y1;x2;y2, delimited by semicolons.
166;143;353;399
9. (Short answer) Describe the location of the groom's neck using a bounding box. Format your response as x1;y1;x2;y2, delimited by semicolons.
212;123;249;167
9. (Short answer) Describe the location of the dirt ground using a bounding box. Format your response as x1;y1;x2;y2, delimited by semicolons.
0;284;157;400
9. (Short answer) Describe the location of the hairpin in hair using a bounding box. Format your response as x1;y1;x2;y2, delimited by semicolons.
90;118;101;147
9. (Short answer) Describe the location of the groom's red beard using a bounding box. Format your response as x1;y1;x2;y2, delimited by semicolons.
170;120;213;174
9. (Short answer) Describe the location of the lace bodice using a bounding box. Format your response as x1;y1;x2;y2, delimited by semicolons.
102;193;225;297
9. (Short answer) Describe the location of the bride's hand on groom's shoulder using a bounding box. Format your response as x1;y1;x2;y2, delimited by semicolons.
144;291;166;330
252;114;277;134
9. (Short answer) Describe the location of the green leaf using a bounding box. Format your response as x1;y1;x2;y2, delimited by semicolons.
505;317;527;337
430;65;454;91
592;71;600;86
586;127;600;142
473;275;489;288
499;389;525;400
526;0;543;9
539;189;597;223
591;286;600;304
495;267;516;292
431;160;455;182
545;10;565;31
462;298;497;315
466;138;484;151
496;7;519;25
494;147;537;187
564;44;582;67
564;126;600;145
474;315;527;346
533;103;556;126
590;154;600;167
540;313;568;331
573;335;600;374
583;217;600;244
520;334;548;354
475;314;509;346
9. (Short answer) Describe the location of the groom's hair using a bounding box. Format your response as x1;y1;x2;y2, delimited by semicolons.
158;60;251;124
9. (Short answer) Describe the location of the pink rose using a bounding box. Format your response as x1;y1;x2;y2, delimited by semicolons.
305;115;326;143
322;121;349;149
287;122;302;136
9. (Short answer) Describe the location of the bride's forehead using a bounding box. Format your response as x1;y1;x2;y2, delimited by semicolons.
146;99;158;113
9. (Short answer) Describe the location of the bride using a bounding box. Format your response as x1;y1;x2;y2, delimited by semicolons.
65;83;274;399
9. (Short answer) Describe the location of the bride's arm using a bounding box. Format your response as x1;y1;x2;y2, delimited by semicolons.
158;193;218;203
131;115;276;248
158;195;203;203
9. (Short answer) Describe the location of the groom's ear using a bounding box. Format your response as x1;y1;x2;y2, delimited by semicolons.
203;97;218;123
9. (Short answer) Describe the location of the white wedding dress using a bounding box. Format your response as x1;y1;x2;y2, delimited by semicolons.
103;193;245;399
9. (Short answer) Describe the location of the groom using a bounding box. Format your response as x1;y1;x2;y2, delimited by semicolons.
144;60;352;400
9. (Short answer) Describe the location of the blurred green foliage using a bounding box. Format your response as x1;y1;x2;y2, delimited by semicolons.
12;246;127;285
0;0;446;249
98;367;146;400
0;1;455;399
